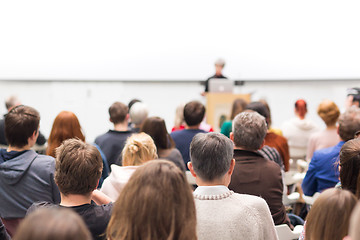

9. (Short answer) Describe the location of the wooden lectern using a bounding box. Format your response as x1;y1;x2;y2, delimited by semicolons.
206;93;251;132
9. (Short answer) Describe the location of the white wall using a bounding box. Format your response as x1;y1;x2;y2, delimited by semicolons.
0;80;356;142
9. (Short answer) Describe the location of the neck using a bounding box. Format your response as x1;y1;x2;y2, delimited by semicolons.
114;122;128;131
60;193;92;207
326;125;337;130
196;178;228;187
185;124;200;130
7;145;31;152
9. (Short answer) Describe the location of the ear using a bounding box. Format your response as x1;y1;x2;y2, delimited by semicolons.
125;113;130;121
228;159;235;176
187;162;197;178
343;236;352;240
230;132;234;142
337;125;340;136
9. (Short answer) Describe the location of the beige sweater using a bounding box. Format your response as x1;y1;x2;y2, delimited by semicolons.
194;186;279;240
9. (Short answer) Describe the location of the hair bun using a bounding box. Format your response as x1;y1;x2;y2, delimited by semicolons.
129;144;139;154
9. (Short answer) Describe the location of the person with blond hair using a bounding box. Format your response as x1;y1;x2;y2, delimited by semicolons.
106;160;197;240
100;133;158;200
306;100;340;161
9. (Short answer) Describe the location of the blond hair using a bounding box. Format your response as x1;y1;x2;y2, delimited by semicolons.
122;133;157;166
317;100;340;126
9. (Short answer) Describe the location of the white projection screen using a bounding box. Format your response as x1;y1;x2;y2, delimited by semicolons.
0;0;360;81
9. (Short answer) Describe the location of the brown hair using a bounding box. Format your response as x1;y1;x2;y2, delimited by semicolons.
348;202;360;240
317;100;340;126
183;101;205;127
305;188;357;240
13;207;91;240
122;133;158;166
109;102;128;124
140;117;175;150
340;139;360;198
5;105;40;148
55;138;103;196
338;107;360;142
106;160;197;240
46;111;85;157
230;98;247;120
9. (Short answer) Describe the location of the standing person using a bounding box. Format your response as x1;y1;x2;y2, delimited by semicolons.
188;132;278;240
282;99;318;160
203;58;227;94
0;105;60;236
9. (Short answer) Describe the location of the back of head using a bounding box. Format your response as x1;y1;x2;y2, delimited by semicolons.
107;160;196;240
230;98;247;120
245;102;270;124
55;138;103;196
183;101;205;127
47;111;85;157
232;111;267;151
5;105;40;148
128;99;141;111
129;102;149;125
122;132;158;166
347;88;360;106
317;100;340;126
305;188;357;240
338;106;360;142
5;95;21;111
174;103;185;127
340;139;360;198
140;117;173;150
109;102;128;124
295;99;307;119
190;132;234;182
14;207;91;240
349;202;360;240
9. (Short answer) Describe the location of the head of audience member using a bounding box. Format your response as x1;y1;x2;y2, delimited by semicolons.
127;99;141;112
13;208;91;240
215;58;225;75
347;88;360;108
5;105;40;149
340;138;360;199
109;101;129;127
188;132;235;186
305;188;356;240
46;111;85;157
259;99;274;127
174;103;185;128
122;132;158;167
317;100;340;128
338;106;360;142
230;111;267;151
5;95;21;111
129;102;149;129
245;101;270;128
230;98;247;120
346;202;360;240
183;101;205;128
140;117;175;151
295;99;307;120
106;160;196;240
55;138;103;198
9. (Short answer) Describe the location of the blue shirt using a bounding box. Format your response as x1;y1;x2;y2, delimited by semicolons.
302;141;344;196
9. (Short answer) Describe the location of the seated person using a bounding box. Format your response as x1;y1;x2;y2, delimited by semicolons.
28;139;113;240
188;132;278;240
220;98;247;138
129;102;148;133
347;202;360;240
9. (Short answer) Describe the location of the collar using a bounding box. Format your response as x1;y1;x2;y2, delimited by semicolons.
233;149;264;158
193;185;233;200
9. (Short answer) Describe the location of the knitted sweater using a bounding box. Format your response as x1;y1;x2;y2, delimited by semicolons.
193;186;279;240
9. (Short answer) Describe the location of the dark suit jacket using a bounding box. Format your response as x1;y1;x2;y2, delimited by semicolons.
229;149;292;228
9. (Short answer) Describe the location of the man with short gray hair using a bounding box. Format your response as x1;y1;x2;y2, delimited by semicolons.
229;112;292;228
188;132;278;240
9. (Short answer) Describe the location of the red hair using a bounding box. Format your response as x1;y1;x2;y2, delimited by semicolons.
295;99;307;119
46;111;85;157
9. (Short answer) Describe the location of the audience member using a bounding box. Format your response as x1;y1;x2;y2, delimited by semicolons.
0;219;10;240
346;202;360;240
220;98;247;138
246;102;290;171
29;138;112;240
282;99;318;159
95;102;133;168
129;102;148;132
302;106;360;196
14;208;91;240
303;188;356;240
228;111;292;228
101;133;158;200
140;117;185;171
106;160;197;240
0;105;60;236
46;111;109;187
346;87;360;109
306;100;340;161
127;98;141;129
188;132;278;240
170;101;207;168
0;96;46;146
259;99;283;136
203;58;227;94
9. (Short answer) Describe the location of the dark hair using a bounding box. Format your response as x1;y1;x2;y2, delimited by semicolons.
140;117;175;150
109;102;128;124
340;139;360;199
5;105;40;148
246;102;270;126
183;101;205;127
230;99;247;120
55;138;103;196
338;107;360;142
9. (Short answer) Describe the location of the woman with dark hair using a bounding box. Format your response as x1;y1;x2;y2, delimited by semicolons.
141;117;186;171
220;98;247;138
106;160;197;240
